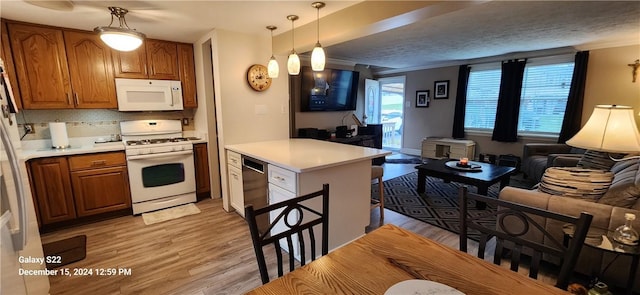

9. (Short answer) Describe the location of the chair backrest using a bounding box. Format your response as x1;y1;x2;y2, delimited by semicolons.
245;184;329;284
458;186;592;290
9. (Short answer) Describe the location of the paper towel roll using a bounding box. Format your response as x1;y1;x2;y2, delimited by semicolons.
49;122;69;148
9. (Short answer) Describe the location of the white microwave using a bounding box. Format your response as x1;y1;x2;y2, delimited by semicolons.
115;78;183;111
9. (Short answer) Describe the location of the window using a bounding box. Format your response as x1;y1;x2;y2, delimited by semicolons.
464;56;575;136
517;61;575;135
464;65;501;131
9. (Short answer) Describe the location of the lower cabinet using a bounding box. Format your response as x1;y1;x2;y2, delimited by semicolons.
228;164;244;216
28;157;76;225
194;143;211;197
28;151;131;227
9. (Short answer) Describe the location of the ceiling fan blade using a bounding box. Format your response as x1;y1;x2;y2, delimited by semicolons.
24;0;74;11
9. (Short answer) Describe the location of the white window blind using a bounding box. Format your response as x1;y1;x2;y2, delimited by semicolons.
464;57;575;136
517;62;575;135
464;67;501;130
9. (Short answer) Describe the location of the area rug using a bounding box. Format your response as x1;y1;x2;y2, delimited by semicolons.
142;203;201;225
372;171;501;240
43;235;87;269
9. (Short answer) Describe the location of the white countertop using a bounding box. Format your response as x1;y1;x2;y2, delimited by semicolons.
225;139;391;173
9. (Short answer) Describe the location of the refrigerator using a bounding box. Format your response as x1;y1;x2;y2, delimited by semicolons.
0;59;49;294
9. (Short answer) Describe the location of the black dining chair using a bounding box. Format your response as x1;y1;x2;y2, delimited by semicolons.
458;186;593;290
245;184;329;284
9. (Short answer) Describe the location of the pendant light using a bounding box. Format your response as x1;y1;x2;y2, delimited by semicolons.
266;26;279;78
94;7;146;52
286;15;301;75
311;2;326;71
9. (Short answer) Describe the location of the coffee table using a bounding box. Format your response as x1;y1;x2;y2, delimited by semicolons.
415;158;516;209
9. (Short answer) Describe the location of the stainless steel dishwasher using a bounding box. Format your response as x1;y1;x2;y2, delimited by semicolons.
242;156;269;230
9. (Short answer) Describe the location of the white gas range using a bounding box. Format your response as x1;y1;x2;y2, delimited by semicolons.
120;120;196;214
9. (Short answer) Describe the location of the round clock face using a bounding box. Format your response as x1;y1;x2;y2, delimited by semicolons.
247;64;272;92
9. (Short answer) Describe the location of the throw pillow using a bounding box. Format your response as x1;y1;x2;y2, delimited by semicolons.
598;158;640;208
539;167;614;201
576;150;620;171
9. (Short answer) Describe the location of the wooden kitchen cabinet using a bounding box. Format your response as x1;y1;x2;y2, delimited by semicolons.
68;152;131;217
63;30;118;108
9;23;73;109
178;43;197;108
1;20;22;110
114;39;181;80
28;151;131;227
194;143;210;198
28;157;76;224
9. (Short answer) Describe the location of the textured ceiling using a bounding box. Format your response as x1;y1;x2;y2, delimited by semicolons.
1;1;639;73
324;1;640;72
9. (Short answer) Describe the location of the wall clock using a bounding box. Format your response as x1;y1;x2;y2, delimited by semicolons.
247;64;272;92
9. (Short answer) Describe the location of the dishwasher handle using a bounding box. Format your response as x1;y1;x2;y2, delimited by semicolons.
242;157;265;174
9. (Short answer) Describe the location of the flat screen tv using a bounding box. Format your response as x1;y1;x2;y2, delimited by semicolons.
300;66;359;112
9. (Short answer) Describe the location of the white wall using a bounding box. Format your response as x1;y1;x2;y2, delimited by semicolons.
193;28;290;212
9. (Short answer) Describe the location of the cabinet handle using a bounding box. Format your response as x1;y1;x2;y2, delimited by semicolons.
66;93;71;105
74;93;79;106
91;160;107;166
274;176;285;181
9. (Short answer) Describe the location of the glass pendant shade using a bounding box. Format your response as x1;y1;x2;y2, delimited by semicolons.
97;28;144;51
311;43;325;71
94;7;145;52
288;52;300;75
268;56;279;78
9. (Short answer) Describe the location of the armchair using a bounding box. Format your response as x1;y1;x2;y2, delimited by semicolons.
521;143;584;183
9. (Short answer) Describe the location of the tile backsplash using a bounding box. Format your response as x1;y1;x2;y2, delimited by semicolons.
17;109;195;140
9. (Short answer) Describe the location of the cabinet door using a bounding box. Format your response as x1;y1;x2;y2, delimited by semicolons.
28;157;76;224
112;45;148;78
228;165;244;216
178;43;197;108
9;23;73;109
146;39;179;80
63;30;118;109
71;166;131;217
268;183;300;259
194;144;210;196
1;21;22;110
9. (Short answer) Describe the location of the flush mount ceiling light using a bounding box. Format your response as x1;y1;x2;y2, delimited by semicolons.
94;7;146;52
287;15;301;75
311;2;326;71
266;26;279;78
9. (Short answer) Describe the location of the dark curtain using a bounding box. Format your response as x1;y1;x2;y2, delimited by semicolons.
452;65;471;139
557;51;589;143
492;59;527;142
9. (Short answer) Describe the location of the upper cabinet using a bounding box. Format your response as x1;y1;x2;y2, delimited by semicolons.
1;20;22;110
9;23;117;109
178;43;197;108
9;23;73;109
113;39;179;80
63;30;117;108
5;20;196;110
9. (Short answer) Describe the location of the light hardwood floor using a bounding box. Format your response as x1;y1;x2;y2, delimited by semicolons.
40;159;555;294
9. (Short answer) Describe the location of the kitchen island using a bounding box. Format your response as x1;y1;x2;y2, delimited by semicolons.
225;138;390;253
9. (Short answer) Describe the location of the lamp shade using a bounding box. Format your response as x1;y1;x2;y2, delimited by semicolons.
311;43;325;71
287;52;300;75
268;56;279;78
97;28;144;51
566;105;640;153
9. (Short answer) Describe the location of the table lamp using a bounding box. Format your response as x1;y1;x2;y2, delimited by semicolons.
566;105;640;159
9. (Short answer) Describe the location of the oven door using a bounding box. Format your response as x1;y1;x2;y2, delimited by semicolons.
126;150;196;203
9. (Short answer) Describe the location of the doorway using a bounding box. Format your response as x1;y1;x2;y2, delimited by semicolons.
378;77;405;149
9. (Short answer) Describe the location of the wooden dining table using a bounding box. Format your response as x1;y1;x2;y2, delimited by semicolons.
246;224;570;295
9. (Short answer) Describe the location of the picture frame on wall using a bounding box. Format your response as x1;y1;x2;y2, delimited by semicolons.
434;80;449;99
416;90;430;108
